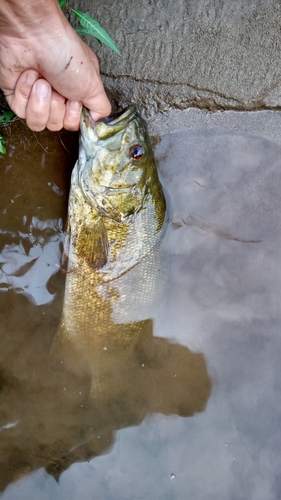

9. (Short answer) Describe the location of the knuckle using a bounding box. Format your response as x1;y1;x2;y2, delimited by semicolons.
51;92;65;109
19;85;33;100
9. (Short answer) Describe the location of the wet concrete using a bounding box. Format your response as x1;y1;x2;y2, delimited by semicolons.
1;109;281;499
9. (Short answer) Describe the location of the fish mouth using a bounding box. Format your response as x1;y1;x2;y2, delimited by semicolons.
98;183;138;191
82;105;138;140
98;105;137;126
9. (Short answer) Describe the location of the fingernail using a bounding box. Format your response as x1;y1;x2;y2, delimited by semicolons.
34;80;49;99
25;71;38;86
68;101;82;116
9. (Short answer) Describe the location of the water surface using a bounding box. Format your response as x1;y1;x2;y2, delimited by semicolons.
1;111;281;499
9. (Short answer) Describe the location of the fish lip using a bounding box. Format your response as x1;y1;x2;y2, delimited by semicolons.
82;105;137;130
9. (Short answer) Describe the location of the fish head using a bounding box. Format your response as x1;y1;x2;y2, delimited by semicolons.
79;105;158;222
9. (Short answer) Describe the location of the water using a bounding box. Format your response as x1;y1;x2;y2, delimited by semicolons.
1;110;281;499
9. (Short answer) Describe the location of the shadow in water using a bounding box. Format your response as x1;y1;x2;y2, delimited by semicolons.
0;289;211;491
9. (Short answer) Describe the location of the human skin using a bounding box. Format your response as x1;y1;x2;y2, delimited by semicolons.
0;0;111;131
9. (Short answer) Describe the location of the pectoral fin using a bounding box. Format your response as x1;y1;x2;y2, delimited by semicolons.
77;216;109;269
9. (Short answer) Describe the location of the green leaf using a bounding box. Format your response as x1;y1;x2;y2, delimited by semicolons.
58;0;67;10
0;110;15;124
0;137;6;155
75;28;102;44
74;27;92;36
71;9;121;56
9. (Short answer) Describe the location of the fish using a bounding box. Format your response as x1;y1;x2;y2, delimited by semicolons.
52;105;168;388
66;104;166;280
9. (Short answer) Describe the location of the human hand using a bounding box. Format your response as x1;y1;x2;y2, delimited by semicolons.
0;2;111;131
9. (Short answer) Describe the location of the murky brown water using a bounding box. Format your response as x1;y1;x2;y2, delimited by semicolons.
1;110;281;499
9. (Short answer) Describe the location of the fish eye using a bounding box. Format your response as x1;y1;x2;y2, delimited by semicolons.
130;144;144;160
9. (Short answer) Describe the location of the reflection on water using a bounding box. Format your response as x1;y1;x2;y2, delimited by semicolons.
0;216;64;304
0;120;211;494
3;110;281;500
0;122;74;305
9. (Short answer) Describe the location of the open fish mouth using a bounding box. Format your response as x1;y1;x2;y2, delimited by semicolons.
98;183;139;191
98;105;137;126
82;105;139;141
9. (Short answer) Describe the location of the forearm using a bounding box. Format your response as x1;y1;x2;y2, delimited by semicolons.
0;0;65;37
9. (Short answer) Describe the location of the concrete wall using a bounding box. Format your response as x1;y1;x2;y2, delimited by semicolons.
75;0;281;115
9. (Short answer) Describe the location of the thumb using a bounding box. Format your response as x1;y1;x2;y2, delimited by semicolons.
82;86;111;123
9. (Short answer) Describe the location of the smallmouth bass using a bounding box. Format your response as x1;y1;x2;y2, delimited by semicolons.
53;105;167;380
67;104;166;281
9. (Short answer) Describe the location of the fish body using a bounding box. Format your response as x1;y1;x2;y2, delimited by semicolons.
67;105;166;282
53;106;167;376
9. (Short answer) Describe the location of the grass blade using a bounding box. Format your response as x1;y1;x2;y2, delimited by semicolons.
71;9;121;56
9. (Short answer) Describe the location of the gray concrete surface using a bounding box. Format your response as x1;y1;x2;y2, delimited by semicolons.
75;0;281;114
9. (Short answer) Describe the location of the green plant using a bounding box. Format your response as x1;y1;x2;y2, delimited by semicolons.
0;110;15;125
0;110;15;154
0;135;6;155
58;0;67;8
59;1;121;55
